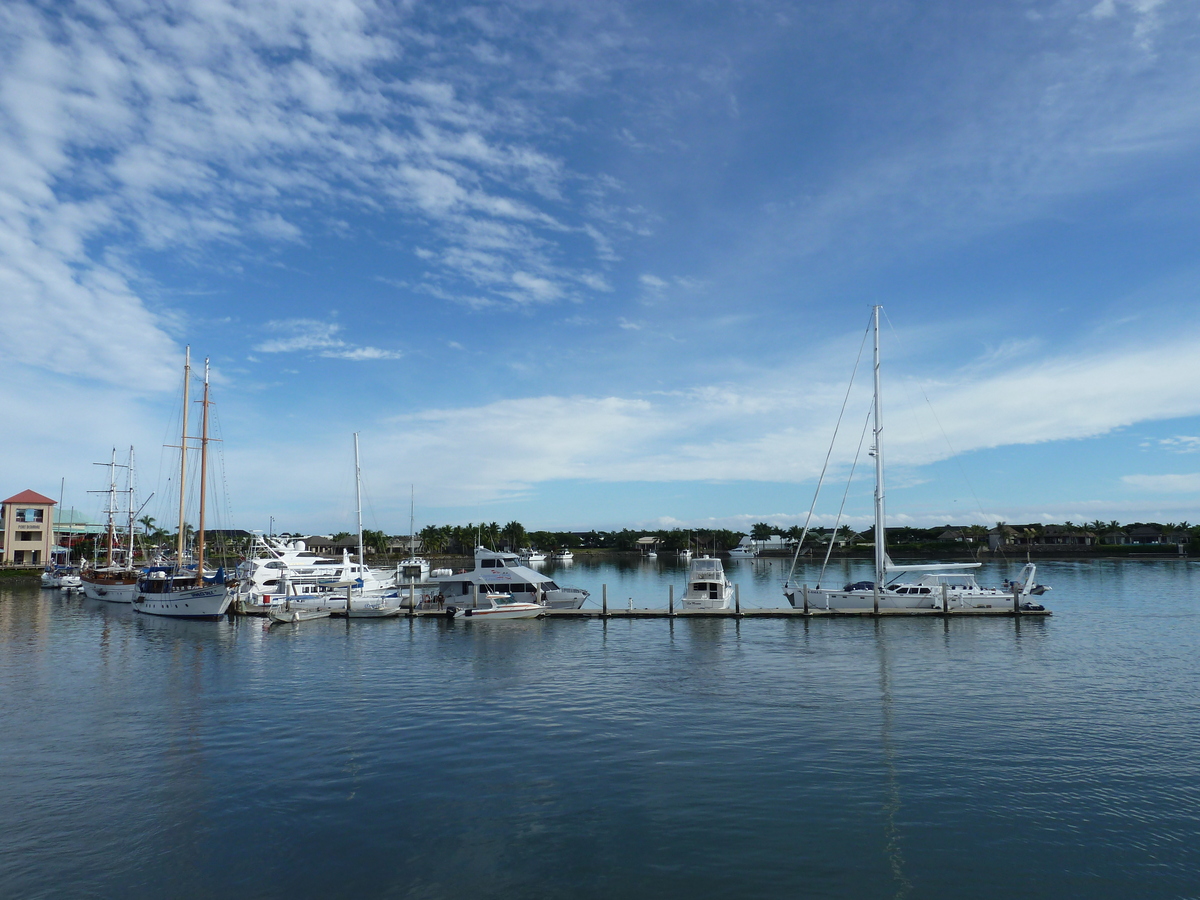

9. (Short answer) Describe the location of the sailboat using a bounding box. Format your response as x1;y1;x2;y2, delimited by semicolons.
783;307;1048;611
338;433;403;618
82;447;143;603
134;350;236;619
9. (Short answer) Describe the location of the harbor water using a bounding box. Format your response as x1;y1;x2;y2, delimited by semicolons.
1;557;1198;898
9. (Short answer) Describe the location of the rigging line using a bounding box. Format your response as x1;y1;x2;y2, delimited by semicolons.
879;308;989;525
818;404;873;589
784;313;873;587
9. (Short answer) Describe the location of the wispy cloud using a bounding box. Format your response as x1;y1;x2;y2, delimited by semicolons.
1121;473;1200;493
255;319;400;361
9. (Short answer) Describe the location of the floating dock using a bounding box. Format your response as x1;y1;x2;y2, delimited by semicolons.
405;606;1051;619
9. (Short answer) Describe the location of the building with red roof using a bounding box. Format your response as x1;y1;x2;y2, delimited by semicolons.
1;490;57;566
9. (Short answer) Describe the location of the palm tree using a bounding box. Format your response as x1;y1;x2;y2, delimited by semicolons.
139;514;156;536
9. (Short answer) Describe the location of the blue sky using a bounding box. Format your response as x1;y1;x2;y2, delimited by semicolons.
3;0;1200;536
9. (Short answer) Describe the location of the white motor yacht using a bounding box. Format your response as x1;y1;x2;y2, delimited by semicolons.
518;548;547;563
435;547;588;609
681;556;734;610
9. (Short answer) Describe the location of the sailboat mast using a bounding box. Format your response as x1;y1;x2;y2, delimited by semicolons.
409;486;415;558
106;447;117;566
872;305;886;588
176;347;190;565
126;446;136;564
197;358;211;576
354;433;364;571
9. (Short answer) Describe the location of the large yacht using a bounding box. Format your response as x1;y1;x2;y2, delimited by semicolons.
235;536;396;613
435;547;589;609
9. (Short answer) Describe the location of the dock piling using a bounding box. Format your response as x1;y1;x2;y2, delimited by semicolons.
942;583;948;614
602;584;607;617
669;584;674;616
802;584;809;614
1013;585;1021;615
873;584;879;616
735;584;741;616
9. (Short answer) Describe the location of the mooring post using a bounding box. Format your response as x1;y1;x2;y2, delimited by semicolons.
873;584;880;616
735;583;741;616
473;583;479;609
942;583;948;615
802;584;809;614
602;583;607;617
669;584;674;616
346;584;353;615
1013;584;1021;616
410;576;416;616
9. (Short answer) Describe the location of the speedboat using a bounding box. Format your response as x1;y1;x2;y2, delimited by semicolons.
681;556;734;610
552;549;574;561
269;603;333;624
435;547;588;610
447;593;544;619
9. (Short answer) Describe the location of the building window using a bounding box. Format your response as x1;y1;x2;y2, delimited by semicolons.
18;531;42;542
13;551;24;564
17;509;44;523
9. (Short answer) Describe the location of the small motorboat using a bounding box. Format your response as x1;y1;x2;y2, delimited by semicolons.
268;602;333;625
446;593;544;620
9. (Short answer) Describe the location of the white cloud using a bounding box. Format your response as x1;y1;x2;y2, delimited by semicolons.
1120;473;1200;493
255;318;400;360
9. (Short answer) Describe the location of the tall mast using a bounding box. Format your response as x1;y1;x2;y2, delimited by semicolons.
197;357;211;576
872;305;886;588
126;446;136;565
409;486;415;558
176;347;190;565
106;447;117;566
353;433;365;571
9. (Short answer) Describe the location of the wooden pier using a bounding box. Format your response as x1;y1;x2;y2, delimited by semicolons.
406;606;1051;619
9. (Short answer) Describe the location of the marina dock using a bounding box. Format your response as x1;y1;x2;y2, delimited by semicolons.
404;606;1051;619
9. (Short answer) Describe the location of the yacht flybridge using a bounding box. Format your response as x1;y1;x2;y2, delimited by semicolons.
783;307;1050;612
435;548;589;609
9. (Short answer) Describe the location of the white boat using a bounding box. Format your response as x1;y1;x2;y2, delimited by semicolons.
518;548;547;563
336;433;404;619
448;593;544;619
234;538;395;613
680;556;734;610
134;351;235;620
269;603;333;624
783;308;1049;612
552;549;574;561
726;538;759;559
677;548;692;559
50;566;83;590
435;547;589;609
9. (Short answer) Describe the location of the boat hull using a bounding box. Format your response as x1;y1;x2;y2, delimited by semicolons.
787;588;1020;611
134;584;232;618
450;603;544;620
82;578;139;603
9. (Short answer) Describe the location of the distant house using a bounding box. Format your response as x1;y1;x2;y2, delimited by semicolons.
1040;525;1095;546
1127;525;1165;545
1101;529;1129;545
939;528;983;543
987;525;1018;550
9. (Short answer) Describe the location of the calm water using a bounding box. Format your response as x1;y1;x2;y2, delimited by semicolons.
2;558;1199;898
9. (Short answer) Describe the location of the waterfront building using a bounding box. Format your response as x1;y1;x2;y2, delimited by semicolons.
1;490;56;566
